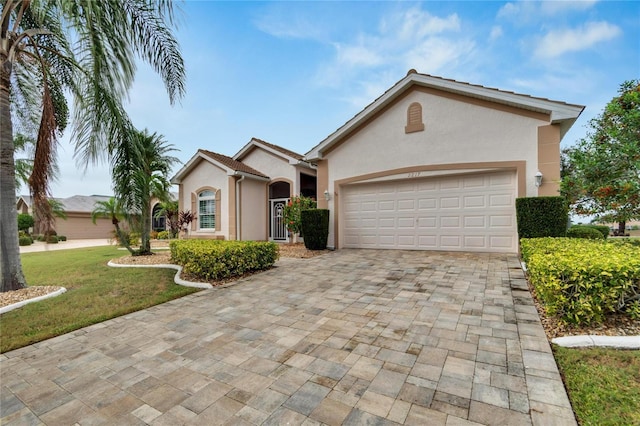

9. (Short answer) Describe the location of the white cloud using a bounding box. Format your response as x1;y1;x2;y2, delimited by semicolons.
534;21;621;58
381;6;461;40
489;26;503;41
254;7;329;41
498;0;598;20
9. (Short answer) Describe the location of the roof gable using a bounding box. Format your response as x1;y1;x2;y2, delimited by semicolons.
171;149;269;184
234;137;305;163
305;71;584;160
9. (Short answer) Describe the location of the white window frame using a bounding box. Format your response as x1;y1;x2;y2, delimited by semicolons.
198;190;216;230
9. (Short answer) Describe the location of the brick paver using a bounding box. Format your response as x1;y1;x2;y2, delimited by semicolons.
0;250;576;425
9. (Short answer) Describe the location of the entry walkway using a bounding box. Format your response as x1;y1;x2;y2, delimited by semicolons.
1;250;575;425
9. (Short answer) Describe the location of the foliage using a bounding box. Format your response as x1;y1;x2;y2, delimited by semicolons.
92;197;134;255
567;226;605;240
283;196;317;235
18;236;32;246
112;129;180;255
46;235;59;244
17;214;34;232
521;238;640;324
157;230;170;240
178;210;197;234
561;80;640;234
1;0;185;292
58;235;67;241
170;240;279;281
154;200;179;237
553;346;640;426
0;246;198;353
301;209;330;250
515;197;568;238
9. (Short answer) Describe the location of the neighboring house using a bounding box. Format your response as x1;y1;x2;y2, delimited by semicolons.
171;138;317;241
174;71;584;253
16;194;175;239
17;195;114;239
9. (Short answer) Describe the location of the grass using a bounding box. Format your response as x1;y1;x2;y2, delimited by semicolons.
553;346;640;426
0;246;200;353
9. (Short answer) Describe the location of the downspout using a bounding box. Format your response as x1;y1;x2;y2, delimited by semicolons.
235;175;245;241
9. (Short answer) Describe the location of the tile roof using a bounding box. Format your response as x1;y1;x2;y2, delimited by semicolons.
199;149;269;179
251;138;304;161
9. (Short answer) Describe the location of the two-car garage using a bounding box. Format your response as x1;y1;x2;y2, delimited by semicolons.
341;170;518;253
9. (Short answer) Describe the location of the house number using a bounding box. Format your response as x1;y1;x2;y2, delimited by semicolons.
408;172;421;178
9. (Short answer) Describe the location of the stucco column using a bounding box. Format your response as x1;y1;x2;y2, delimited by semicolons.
537;124;561;196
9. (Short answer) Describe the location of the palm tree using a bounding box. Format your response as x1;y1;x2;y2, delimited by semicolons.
154;200;179;238
92;197;135;255
112;129;179;255
1;1;185;292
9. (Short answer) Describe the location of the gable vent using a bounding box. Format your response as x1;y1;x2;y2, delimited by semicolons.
405;102;425;133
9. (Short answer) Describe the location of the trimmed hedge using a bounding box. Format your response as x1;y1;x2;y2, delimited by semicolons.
521;238;640;324
516;196;568;238
157;231;170;240
301;209;329;250
18;236;33;246
170;240;278;281
567;226;604;240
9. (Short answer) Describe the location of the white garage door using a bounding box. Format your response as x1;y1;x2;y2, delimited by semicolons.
342;171;517;252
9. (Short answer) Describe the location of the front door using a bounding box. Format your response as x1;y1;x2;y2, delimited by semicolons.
270;198;289;241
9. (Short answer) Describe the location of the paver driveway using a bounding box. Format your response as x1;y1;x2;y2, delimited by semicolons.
1;250;576;425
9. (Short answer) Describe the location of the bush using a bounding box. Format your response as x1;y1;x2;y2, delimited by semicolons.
567;226;605;240
46;235;59;244
516;197;568;238
157;230;170;240
283;196;317;236
521;238;640;324
58;235;67;241
301;209;329;250
588;225;610;239
17;214;34;232
170;240;279;281
19;236;33;246
129;232;140;246
150;230;159;240
35;234;45;242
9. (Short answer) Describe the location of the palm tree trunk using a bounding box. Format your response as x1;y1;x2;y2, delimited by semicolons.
139;200;152;254
1;59;28;292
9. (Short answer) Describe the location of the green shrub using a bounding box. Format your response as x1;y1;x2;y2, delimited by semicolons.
301;209;329;250
170;240;279;281
58;235;67;241
18;236;33;246
567;226;605;240
283;196;317;236
17;213;34;232
588;225;610;239
516;197;568;238
46;235;59;244
35;234;45;242
150;230;159;240
521;238;640;324
129;232;140;246
157;230;170;240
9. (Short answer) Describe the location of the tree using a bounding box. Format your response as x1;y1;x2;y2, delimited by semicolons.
1;1;185;292
283;195;317;242
17;213;34;233
561;80;640;234
112;129;179;255
92;197;134;254
154;200;179;238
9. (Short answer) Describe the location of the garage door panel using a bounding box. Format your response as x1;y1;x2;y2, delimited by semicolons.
342;171;517;252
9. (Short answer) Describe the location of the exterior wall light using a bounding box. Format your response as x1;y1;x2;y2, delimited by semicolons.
534;171;543;187
324;190;331;201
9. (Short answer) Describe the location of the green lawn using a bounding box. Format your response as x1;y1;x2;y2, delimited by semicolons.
0;246;200;353
554;346;640;426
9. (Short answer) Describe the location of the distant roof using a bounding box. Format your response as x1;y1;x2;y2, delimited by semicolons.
305;70;585;160
18;194;113;213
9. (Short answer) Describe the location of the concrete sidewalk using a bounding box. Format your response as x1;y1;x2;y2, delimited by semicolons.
19;239;112;254
1;250;576;425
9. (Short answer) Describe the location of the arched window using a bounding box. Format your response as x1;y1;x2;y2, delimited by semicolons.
151;203;166;231
405;102;425;133
198;190;216;229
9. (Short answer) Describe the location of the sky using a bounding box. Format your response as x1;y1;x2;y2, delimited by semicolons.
41;0;639;198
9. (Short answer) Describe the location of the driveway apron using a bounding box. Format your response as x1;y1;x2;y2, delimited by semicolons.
1;250;575;425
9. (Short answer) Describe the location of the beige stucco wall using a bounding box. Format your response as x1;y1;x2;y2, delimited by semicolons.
242;149;296;185
53;214;113;239
240;178;268;240
323;89;550;247
179;159;230;239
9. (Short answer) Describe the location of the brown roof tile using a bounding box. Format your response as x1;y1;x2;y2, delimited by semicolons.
199;149;269;179
251;138;304;160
